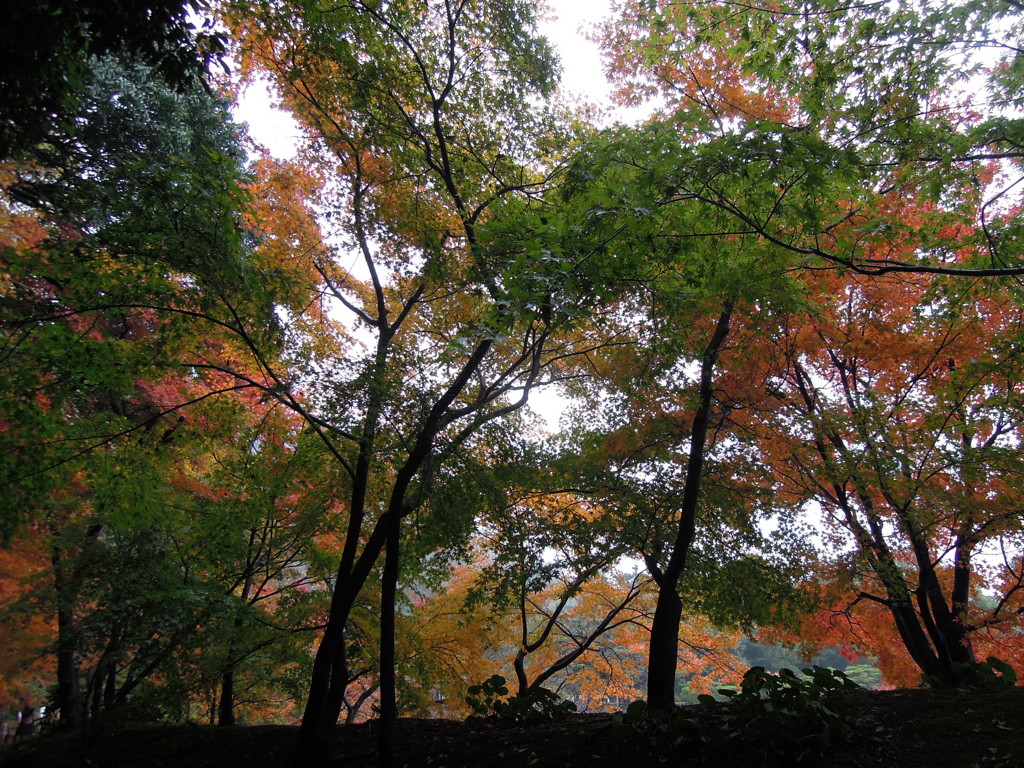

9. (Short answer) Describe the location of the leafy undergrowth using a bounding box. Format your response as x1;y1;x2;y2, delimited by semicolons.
2;686;1022;768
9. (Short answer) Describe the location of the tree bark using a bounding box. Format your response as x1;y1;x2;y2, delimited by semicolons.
646;587;684;711
645;304;732;712
217;668;236;726
52;542;81;727
377;509;402;768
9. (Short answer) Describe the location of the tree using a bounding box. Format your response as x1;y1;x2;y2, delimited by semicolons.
600;0;1024;278
557;0;1024;709
756;266;1024;685
468;484;652;701
163;399;346;726
0;51;289;725
0;53;259;524
0;0;227;158
553;126;816;710
508;568;654;708
220;2;628;762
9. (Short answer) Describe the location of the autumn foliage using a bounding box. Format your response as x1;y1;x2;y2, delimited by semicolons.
3;4;1024;765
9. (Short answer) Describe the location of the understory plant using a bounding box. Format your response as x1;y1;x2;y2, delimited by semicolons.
465;675;577;721
923;656;1017;689
707;665;861;765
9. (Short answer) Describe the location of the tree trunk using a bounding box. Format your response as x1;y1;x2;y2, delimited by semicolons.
52;542;81;727
344;680;378;724
104;665;116;708
295;332;494;766
89;664;104;717
295;465;379;763
294;581;357;764
377;510;402;768
295;513;392;765
513;650;530;698
322;632;350;729
645;305;732;712
217;668;236;726
646;587;683;712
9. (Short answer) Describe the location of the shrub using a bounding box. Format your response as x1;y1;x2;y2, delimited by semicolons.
465;675;577;721
705;665;861;765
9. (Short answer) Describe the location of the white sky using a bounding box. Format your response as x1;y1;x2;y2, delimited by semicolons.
541;0;616;104
233;0;619;159
230;1;620;431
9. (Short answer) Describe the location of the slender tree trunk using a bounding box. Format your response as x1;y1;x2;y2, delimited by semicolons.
295;323;492;766
104;666;116;709
295;515;392;765
295;452;379;762
89;664;104;717
797;361;973;688
220;551;257;727
887;593;943;678
322;632;349;729
218;668;237;726
513;651;530;698
645;305;732;712
377;510;402;768
295;579;358;764
344;682;379;724
52;542;81;727
514;580;531;697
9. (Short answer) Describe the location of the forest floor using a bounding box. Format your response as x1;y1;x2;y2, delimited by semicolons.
2;686;1022;768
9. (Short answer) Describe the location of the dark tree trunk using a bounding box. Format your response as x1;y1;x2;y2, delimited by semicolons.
104;665;116;708
89;664;104;717
645;305;732;713
322;632;350;729
52;543;81;727
295;450;380;764
295;575;360;765
294;507;396;766
646;587;684;711
218;668;236;726
513;650;530;698
294;318;495;767
793;356;978;689
343;681;378;724
377;510;402;768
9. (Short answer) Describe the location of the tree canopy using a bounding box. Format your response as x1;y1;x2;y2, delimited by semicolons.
2;1;1024;766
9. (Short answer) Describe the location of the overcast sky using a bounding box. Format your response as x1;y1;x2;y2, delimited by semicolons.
229;1;620;431
233;0;618;158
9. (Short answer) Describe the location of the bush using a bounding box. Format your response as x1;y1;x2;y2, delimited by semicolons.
705;665;860;765
465;675;577;721
612;699;706;742
923;656;1018;689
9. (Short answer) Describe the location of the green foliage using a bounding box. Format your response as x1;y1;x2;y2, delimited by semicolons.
465;674;510;716
465;676;576;721
842;664;882;690
0;51;266;537
20;55;251;290
711;666;861;765
612;698;706;741
0;0;226;158
923;656;1018;690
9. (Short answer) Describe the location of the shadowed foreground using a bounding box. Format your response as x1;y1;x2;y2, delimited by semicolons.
2;687;1021;768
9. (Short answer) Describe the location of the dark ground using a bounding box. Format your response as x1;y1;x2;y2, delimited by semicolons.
2;687;1022;768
